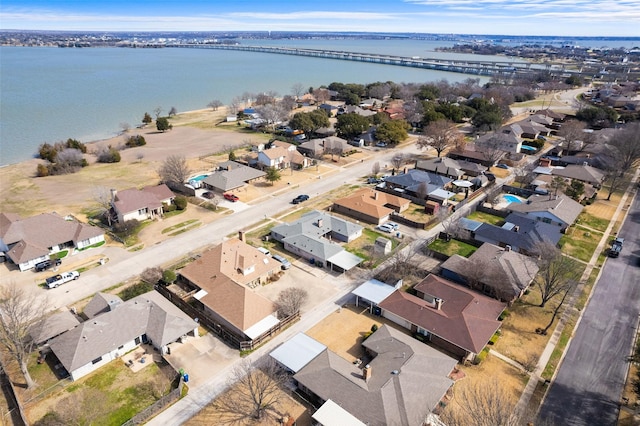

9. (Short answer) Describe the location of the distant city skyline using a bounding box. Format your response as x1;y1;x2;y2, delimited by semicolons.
1;0;639;37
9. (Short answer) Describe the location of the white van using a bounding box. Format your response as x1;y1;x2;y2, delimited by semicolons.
257;247;271;257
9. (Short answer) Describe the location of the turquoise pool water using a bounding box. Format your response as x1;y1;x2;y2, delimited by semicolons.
189;174;209;182
503;194;524;204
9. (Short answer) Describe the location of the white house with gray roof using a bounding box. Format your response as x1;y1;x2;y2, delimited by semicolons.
270;211;363;272
506;194;583;231
202;161;266;192
48;291;198;381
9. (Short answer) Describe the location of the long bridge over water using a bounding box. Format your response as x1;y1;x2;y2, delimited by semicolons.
168;43;636;81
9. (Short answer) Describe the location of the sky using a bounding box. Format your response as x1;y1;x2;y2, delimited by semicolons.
1;0;639;37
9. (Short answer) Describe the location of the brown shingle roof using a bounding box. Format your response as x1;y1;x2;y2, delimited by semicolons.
333;188;410;222
379;275;506;354
113;184;173;215
178;239;279;332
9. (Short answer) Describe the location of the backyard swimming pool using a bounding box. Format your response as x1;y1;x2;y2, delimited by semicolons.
189;174;209;182
502;194;525;204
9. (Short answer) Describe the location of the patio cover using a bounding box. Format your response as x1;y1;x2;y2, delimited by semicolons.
244;314;280;340
312;399;366;426
326;251;363;272
452;180;473;188
352;279;396;306
459;217;483;232
429;188;456;201
270;333;327;373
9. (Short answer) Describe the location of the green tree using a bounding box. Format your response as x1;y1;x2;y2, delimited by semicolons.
565;180;585;200
65;138;87;153
228;150;237;161
174;195;188;210
265;167;281;186
420;101;445;127
142;112;152;124
156;117;172;132
472;110;503;132
38;142;58;162
36;163;49;177
308;109;330;129
576;105;618;128
288;112;315;136
335;113;371;139
125;135;146;147
375;120;409;145
162;269;177;284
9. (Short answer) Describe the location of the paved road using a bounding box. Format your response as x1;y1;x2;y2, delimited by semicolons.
539;189;640;425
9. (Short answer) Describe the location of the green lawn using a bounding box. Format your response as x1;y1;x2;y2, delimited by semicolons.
428;238;477;257
559;225;603;263
466;211;505;226
345;228;400;266
575;212;610;233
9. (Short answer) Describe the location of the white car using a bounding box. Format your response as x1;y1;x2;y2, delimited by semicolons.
45;270;79;289
386;222;400;231
377;223;394;233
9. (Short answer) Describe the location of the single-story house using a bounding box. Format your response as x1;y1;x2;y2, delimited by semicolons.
447;146;501;168
270;140;309;169
415;157;488;178
332;188;410;225
48;291;199;381
378;274;506;362
318;103;340;117
270;211;363;272
551;164;606;187
202;161;266;193
298;137;350;158
476;130;523;154
506;194;583;231
382;169;453;201
111;184;175;223
0;212;105;271
440;243;539;302
30;310;81;346
293;325;457;426
178;237;282;344
471;212;563;255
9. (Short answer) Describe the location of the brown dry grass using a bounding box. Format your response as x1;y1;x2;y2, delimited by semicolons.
306;305;410;363
492;287;555;367
185;370;311;426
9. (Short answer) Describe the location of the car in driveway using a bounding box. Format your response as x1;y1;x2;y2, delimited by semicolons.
34;258;61;272
272;254;291;270
202;191;215;199
292;194;310;204
496;163;510;169
377;223;394;233
386;222;400;231
223;193;239;202
367;177;382;184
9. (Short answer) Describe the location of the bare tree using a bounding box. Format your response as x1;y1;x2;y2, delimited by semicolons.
313;88;330;104
371;161;381;177
0;283;49;388
229;97;242;113
276;288;308;318
531;241;582;308
437;207;460;240
558;119;588;154
440;379;519;426
610;122;640;171
279;95;297;112
478;136;506;166
153;106;163;119
140;267;163;285
549;176;567;196
417;119;463;157
539;280;578;335
53;388;110;425
207;99;224;111
255;104;287;132
214;358;287;424
603;166;630;201
168;106;178;117
390;153;406;171
54;148;85;174
92;186;114;226
158;155;190;185
291;83;305;99
513;164;536;188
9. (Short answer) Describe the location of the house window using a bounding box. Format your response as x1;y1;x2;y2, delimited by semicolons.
91;356;102;365
118;345;124;350
138;208;147;215
542;217;552;224
417;327;430;337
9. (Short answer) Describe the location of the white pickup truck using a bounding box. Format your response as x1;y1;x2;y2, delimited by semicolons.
45;271;79;289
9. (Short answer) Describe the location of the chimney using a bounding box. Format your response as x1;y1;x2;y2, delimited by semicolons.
238;231;246;242
505;245;511;252
435;298;443;310
317;219;323;227
362;364;371;382
374;192;379;200
404;167;408;174
110;188;117;202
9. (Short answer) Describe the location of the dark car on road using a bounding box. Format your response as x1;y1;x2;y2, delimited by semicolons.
292;194;309;204
34;258;61;272
608;237;624;258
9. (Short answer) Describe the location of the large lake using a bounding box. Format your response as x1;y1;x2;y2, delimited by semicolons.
0;38;636;165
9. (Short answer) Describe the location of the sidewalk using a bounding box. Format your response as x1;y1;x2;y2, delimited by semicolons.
514;168;640;420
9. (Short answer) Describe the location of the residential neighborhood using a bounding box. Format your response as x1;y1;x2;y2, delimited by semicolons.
1;75;639;426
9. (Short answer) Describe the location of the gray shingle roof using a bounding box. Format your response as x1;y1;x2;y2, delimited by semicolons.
203;161;266;191
49;291;197;373
474;213;562;252
507;194;583;227
294;325;456;426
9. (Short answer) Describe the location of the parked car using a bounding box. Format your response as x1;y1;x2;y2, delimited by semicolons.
272;254;292;270
202;191;215;199
257;247;271;257
223;193;239;202
386;222;400;231
376;142;387;147
377;223;394;233
292;194;310;204
367;177;381;184
537;135;547;141
609;237;624;258
45;270;79;289
34;258;61;272
496;163;510;169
